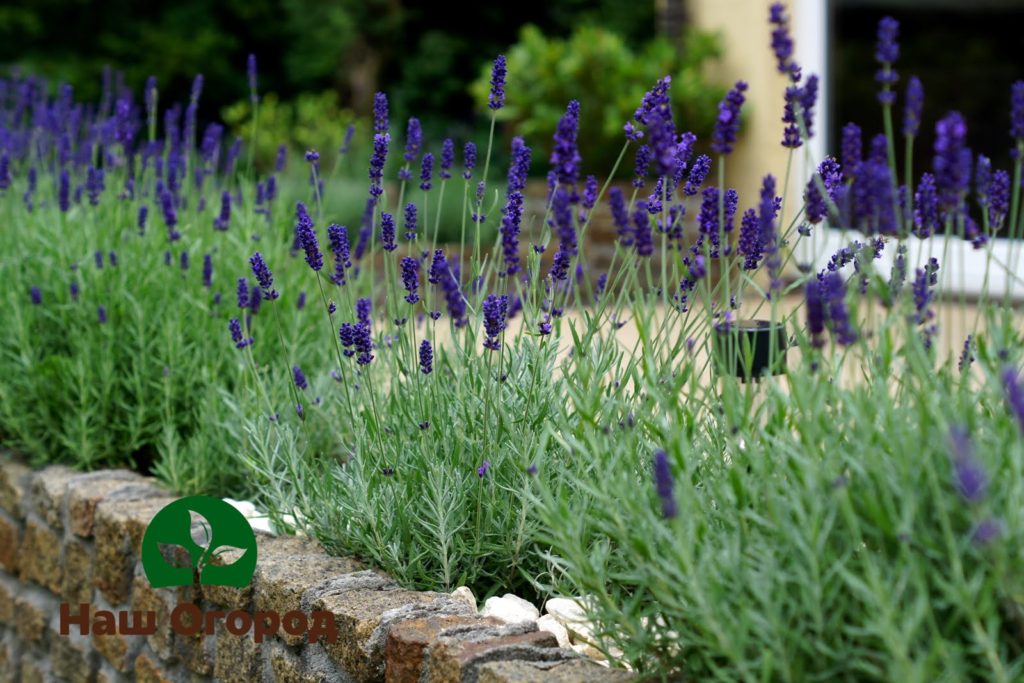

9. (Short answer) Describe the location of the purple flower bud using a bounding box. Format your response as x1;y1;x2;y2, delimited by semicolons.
550;100;582;191
247;54;258;103
97;305;107;324
401;256;420;304
305;149;320;163
684;155;712;196
237;278;250;309
769;3;798;78
419;339;433;375
369;133;389;199
875;17;900;103
482;294;509;351
806;277;825;348
203;254;213;288
29;286;41;305
653;450;677;519
294;202;323;271
463;142;477;180
972;518;1003;545
440;138;455;179
420;152;434;191
948;426;987;503
914;172;939;238
903;76;924;137
477;460;491;478
373;92;389;134
711;81;748;155
1003;366;1024;434
381;212;397;251
293;366;308;391
214;191;231;230
488;55;507;110
229;318;252;349
249;252;279;299
404;118;423;164
275;144;287;172
989;170;1010;229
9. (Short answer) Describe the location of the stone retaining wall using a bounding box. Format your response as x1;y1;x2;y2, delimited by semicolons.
0;454;633;682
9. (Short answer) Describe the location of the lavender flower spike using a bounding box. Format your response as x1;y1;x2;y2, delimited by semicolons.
294;203;323;272
949;426;988;504
401;257;420;304
875;17;900;104
419;339;433;375
1003;366;1024;434
488;55;507;110
249;252;280;299
903;76;924;137
711;81;748;155
652;450;677;519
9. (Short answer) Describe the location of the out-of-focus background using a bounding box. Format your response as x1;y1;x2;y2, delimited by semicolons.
2;0;1022;223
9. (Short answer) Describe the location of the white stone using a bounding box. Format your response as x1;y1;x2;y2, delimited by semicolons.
480;595;539;625
450;586;477;612
545;596;595;643
537;615;571;648
248;516;275;535
223;498;258;518
571;641;607;661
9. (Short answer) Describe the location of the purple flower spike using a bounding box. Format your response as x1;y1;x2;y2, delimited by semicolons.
247;54;258;103
989;170;1010;229
293;366;308;391
419;339;433;375
369;133;389;199
404;203;418;241
875;17;900;104
477;461;491;478
652;450;677;519
373;92;389;134
30;287;41;305
381;212;397;252
229;319;252;349
684;155;712;196
326;224;352;287
711;81;748;155
948;426;988;504
933;112;970;211
401;256;420;304
294;203;323;272
249;252;279;300
972;518;1003;546
1003;366;1024;434
488;55;507;110
214;191;231;230
550;101;582;191
440;138;455;179
463;142;477;180
903;76;924;137
420;152;434;191
806;278;825;348
482;294;509;351
914;173;939;238
403;118;423;164
805;157;842;224
1011;81;1024;141
769;3;798;78
203;254;213;288
821;271;857;345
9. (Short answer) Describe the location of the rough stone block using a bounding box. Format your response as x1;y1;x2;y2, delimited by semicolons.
14;585;58;645
477;659;635;683
93;496;175;605
213;620;261;682
0;632;17;683
425;625;564;683
62;538;94;605
170;604;213;677
67;471;155;538
309;571;470;682
0;455;30;515
51;628;100;683
0;575;16;626
93;613;142;674
204;533;337;611
27;465;78;530
133;651;177;683
252;552;365;646
385;614;500;683
18;518;62;593
18;658;48;683
0;512;18;574
130;576;176;661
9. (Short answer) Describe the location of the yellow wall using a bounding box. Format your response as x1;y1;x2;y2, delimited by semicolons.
687;0;803;221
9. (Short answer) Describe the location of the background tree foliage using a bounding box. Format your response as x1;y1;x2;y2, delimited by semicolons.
0;0;660;130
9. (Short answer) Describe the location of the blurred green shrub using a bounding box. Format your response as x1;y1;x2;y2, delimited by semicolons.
222;91;365;172
472;25;727;173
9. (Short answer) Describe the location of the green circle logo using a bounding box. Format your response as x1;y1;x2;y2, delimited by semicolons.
141;496;258;588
